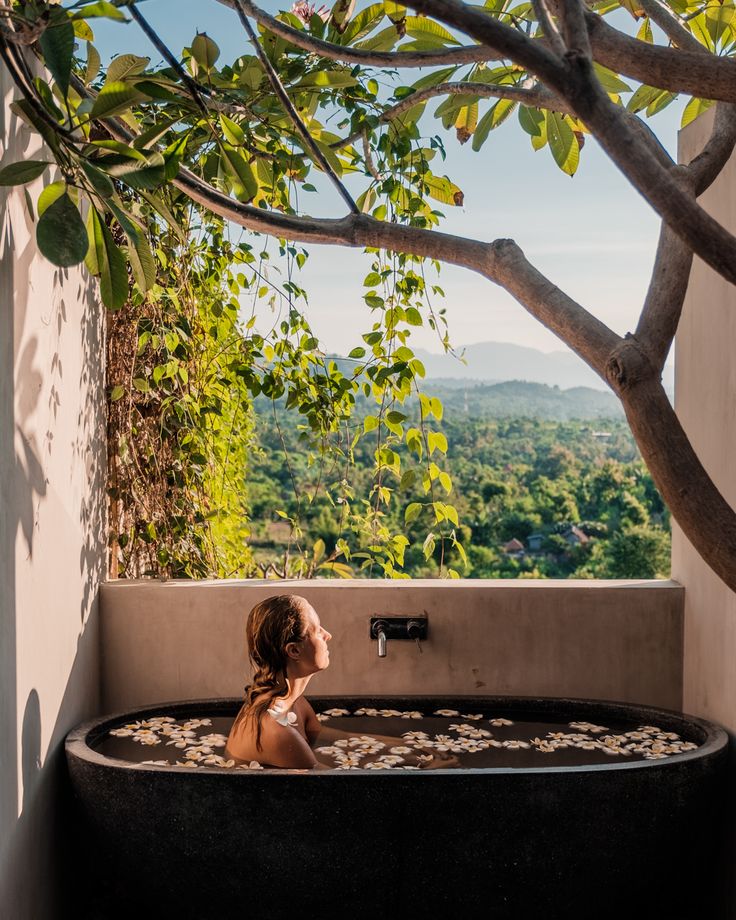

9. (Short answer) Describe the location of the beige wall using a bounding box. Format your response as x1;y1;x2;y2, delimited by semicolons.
0;67;105;917
674;108;736;915
100;579;683;712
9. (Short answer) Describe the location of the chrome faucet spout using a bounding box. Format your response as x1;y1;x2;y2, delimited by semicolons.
371;618;389;657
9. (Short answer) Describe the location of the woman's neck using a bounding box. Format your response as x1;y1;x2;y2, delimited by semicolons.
275;672;312;709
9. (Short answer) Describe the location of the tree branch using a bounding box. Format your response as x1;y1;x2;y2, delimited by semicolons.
0;35;78;142
530;0;566;57
408;0;563;82
232;0;359;214
332;79;570;149
634;224;693;372
585;10;736;105
634;103;736;370
399;0;736;289
128;4;210;116
570;76;736;290
685;102;736;196
636;0;705;54
216;0;501;68
175;167;622;377
558;0;591;58
620;376;736;595
73;81;619;380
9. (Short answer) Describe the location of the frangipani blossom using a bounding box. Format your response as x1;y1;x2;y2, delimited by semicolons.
290;1;329;25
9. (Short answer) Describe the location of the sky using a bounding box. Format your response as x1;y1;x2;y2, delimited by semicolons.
88;0;684;362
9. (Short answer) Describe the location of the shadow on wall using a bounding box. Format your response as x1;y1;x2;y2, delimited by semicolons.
0;64;105;918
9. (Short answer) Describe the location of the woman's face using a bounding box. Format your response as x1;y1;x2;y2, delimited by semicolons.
290;603;332;675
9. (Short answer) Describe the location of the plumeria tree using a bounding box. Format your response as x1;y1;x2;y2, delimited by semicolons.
2;0;736;585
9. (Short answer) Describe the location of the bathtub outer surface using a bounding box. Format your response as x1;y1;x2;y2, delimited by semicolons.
66;696;727;920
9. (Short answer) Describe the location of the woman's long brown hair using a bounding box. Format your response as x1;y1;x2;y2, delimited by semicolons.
234;594;308;752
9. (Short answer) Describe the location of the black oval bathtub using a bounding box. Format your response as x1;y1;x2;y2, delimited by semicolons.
65;696;727;920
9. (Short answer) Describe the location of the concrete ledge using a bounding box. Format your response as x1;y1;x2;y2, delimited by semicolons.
100;579;684;712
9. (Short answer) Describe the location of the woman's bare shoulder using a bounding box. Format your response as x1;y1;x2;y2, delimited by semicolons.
293;696;316;716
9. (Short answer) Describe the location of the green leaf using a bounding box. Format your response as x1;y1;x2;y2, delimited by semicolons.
454;100;478;144
636;16;653;42
86;207;128;309
348;346;366;358
427;431;448;455
404;16;459;43
126;233;156;293
133;115;184;150
339;3;384;43
472;99;517;152
107;54;150;83
220;144;258;202
546;112;579;176
73;19;95;41
444;503;459;526
592;64;632;94
71;2;128;22
219;113;246;146
364;415;379;432
10;100;61;155
36;192;88;267
110;385;125;401
519;104;545;140
81;160;115;197
37;181;67;217
626;84;665;115
312;538;326;562
85;43;101;85
0;160;49;187
293;70;358;89
423;174;464;206
646;91;676;118
90;82;143;120
681;96;714;129
106;153;166;191
191;33;220;72
138;189;185;241
39;9;75;97
405;502;423;524
331;0;356;33
107;201;156;293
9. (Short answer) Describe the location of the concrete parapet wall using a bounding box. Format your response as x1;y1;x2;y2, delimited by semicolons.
100;579;683;712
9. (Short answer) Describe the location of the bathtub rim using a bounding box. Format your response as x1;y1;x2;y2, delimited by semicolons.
65;694;728;777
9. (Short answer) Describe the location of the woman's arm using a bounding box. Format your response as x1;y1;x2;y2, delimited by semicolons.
259;716;321;769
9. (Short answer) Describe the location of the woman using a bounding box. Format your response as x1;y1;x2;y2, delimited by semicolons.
225;594;455;770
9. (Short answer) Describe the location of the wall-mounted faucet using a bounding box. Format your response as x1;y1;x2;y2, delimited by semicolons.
370;615;428;658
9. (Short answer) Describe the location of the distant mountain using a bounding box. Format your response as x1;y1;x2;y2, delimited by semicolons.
427;380;624;419
413;341;675;394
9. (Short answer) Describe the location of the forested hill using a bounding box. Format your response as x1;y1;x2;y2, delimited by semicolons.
419;380;623;420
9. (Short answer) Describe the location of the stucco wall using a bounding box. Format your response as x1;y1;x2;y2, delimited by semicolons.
0;66;106;917
100;579;683;712
673;107;736;916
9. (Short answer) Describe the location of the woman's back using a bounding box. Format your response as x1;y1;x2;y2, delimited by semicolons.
226;695;320;768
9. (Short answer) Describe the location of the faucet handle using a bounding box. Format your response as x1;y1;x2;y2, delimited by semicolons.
407;619;425;654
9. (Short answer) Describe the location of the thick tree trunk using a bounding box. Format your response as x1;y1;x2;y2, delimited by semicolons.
606;344;736;593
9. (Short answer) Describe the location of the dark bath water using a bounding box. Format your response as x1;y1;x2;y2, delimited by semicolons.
94;705;701;770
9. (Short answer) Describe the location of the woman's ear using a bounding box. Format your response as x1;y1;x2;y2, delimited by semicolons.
285;642;301;661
